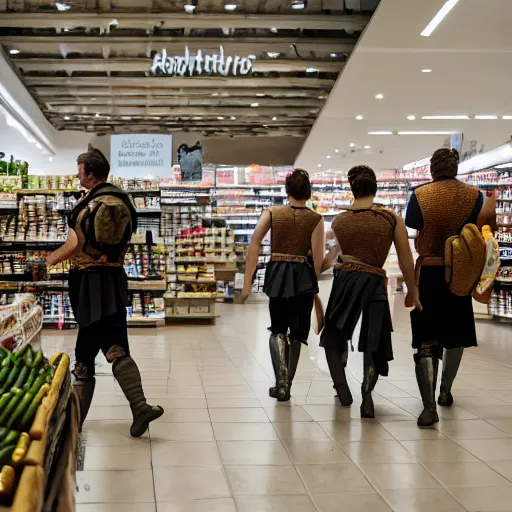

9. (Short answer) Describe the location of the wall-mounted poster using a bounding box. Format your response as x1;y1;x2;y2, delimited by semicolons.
110;134;172;177
178;141;203;182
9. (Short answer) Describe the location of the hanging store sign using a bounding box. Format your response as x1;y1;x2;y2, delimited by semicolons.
151;47;254;77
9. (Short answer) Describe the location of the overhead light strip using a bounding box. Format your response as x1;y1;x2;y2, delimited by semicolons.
398;131;456;135
421;0;460;37
422;115;469;120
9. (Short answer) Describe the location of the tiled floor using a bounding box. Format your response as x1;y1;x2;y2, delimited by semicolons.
41;282;512;512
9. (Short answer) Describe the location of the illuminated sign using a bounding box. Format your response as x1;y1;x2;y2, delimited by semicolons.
151;47;254;77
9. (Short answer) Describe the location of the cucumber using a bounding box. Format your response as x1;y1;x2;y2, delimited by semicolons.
0;389;23;427
0;431;19;448
0;364;10;387
20;384;50;431
13;345;29;362
0;346;8;359
29;372;48;395
7;392;32;430
0;428;7;443
2;362;21;393
23;368;38;392
23;347;33;367
29;350;43;370
1;354;11;368
14;366;28;390
0;393;11;412
0;445;15;467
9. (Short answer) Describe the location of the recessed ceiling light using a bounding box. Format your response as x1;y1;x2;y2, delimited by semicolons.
368;131;394;135
64;116;70;120
306;67;319;73
502;116;512;120
349;143;355;148
291;0;307;9
475;115;498;120
217;116;225;120
317;163;322;167
355;115;364;121
364;145;371;149
421;115;470;120
9;49;20;55
398;131;456;135
250;102;259;107
326;155;331;159
55;2;71;10
422;68;433;73
272;116;277;121
224;0;237;11
375;93;384;100
266;52;280;59
421;0;460;37
407;115;416;121
334;149;339;153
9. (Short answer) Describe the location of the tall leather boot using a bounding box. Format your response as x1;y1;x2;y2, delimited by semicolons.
360;352;378;418
416;356;439;427
268;334;290;402
438;347;463;407
73;377;95;432
112;356;164;437
325;343;353;407
287;340;301;389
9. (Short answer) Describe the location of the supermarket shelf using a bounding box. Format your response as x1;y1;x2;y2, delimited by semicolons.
136;208;162;214
12;189;82;194
127;316;165;328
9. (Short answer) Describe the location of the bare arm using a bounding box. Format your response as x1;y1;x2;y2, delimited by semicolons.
393;215;422;310
311;218;325;278
321;244;340;273
46;229;78;267
477;192;497;231
239;210;271;299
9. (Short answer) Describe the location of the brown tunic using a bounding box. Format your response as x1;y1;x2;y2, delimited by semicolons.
415;179;479;258
270;206;321;262
332;207;396;270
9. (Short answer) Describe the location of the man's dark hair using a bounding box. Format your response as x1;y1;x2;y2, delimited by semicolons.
82;148;110;179
76;152;88;165
285;168;312;201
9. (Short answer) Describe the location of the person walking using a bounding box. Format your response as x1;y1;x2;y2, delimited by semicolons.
238;169;325;401
321;165;421;418
46;148;163;436
405;148;495;427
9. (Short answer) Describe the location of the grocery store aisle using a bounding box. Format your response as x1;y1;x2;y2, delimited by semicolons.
42;283;512;512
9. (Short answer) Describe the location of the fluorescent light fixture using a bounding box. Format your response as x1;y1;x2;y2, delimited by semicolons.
421;0;460;37
349;143;355;148
183;0;197;13
398;131;456;135
9;49;20;55
224;0;237;10
330;53;337;58
364;145;371;149
375;93;384;100
256;93;265;97
217;116;225;120
355;114;364;120
422;68;433;73
407;115;416;120
266;52;280;58
230;116;236;120
502;116;512;120
368;131;394;135
64;115;71;120
271;116;277;121
291;0;307;9
475;115;498;120
250;102;259;107
270;27;278;33
55;2;71;10
421;115;470;120
306;67;319;73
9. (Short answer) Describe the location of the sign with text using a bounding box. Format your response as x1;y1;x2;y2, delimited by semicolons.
110;134;172;177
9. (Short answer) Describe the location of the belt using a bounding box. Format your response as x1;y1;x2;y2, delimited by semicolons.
334;256;386;278
270;253;308;264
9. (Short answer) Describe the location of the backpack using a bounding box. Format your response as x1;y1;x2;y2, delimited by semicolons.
445;224;486;297
473;226;500;304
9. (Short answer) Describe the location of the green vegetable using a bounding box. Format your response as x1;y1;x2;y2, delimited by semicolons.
23;368;38;392
14;366;28;390
0;389;23;426
1;354;11;368
0;366;10;387
29;350;43;370
0;445;15;467
0;393;11;412
20;384;50;431
0;431;19;448
13;345;29;362
0;346;8;359
7;392;32;430
2;362;21;393
23;347;33;367
0;428;7;443
29;371;49;395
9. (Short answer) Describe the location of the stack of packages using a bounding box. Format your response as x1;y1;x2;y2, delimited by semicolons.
0;295;78;511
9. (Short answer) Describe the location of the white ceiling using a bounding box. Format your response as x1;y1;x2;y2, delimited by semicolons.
295;0;512;175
